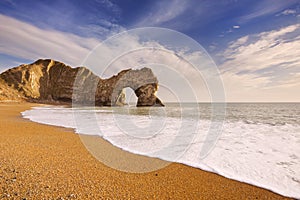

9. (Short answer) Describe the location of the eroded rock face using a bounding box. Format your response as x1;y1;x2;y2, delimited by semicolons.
135;84;164;107
0;78;25;101
0;59;164;106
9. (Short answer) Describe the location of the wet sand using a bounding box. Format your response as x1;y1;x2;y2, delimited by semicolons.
0;103;292;199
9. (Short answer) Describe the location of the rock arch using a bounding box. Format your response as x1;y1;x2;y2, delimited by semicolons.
0;59;164;107
103;68;164;107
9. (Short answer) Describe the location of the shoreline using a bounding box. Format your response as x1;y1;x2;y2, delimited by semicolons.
0;102;292;199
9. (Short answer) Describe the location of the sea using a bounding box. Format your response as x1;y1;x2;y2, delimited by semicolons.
22;103;300;198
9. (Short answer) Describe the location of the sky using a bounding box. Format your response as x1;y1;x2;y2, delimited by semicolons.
0;0;300;102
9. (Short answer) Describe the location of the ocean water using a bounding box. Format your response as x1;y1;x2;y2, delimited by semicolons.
22;103;300;198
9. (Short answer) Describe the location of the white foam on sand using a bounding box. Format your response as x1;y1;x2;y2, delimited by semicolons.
22;106;300;199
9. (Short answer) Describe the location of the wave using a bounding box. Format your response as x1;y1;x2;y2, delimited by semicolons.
22;105;300;199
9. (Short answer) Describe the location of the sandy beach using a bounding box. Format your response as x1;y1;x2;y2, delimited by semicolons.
0;103;292;199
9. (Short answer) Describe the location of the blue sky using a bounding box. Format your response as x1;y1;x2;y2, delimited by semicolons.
0;0;300;101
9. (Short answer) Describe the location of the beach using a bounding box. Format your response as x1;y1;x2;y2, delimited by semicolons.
0;103;292;199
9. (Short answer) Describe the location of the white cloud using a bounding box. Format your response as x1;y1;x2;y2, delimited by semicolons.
100;0;121;13
223;24;300;72
229;36;249;49
135;0;188;26
0;14;100;67
233;25;240;29
280;9;297;16
219;23;300;102
239;0;297;23
273;72;300;89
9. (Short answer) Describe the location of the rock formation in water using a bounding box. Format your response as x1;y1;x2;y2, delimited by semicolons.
0;59;164;106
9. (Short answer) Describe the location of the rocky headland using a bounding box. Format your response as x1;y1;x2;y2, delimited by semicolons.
0;59;164;106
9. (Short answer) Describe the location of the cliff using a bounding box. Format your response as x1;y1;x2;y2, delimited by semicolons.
0;59;164;107
0;78;25;101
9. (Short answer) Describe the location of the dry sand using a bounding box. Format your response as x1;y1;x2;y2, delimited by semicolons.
0;103;292;199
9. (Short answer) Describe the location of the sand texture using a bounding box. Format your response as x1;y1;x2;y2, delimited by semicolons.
0;103;292;199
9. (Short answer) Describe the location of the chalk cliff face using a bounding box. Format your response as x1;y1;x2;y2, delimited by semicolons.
0;59;164;107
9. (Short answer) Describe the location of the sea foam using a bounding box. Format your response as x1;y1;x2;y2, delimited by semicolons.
22;104;300;198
